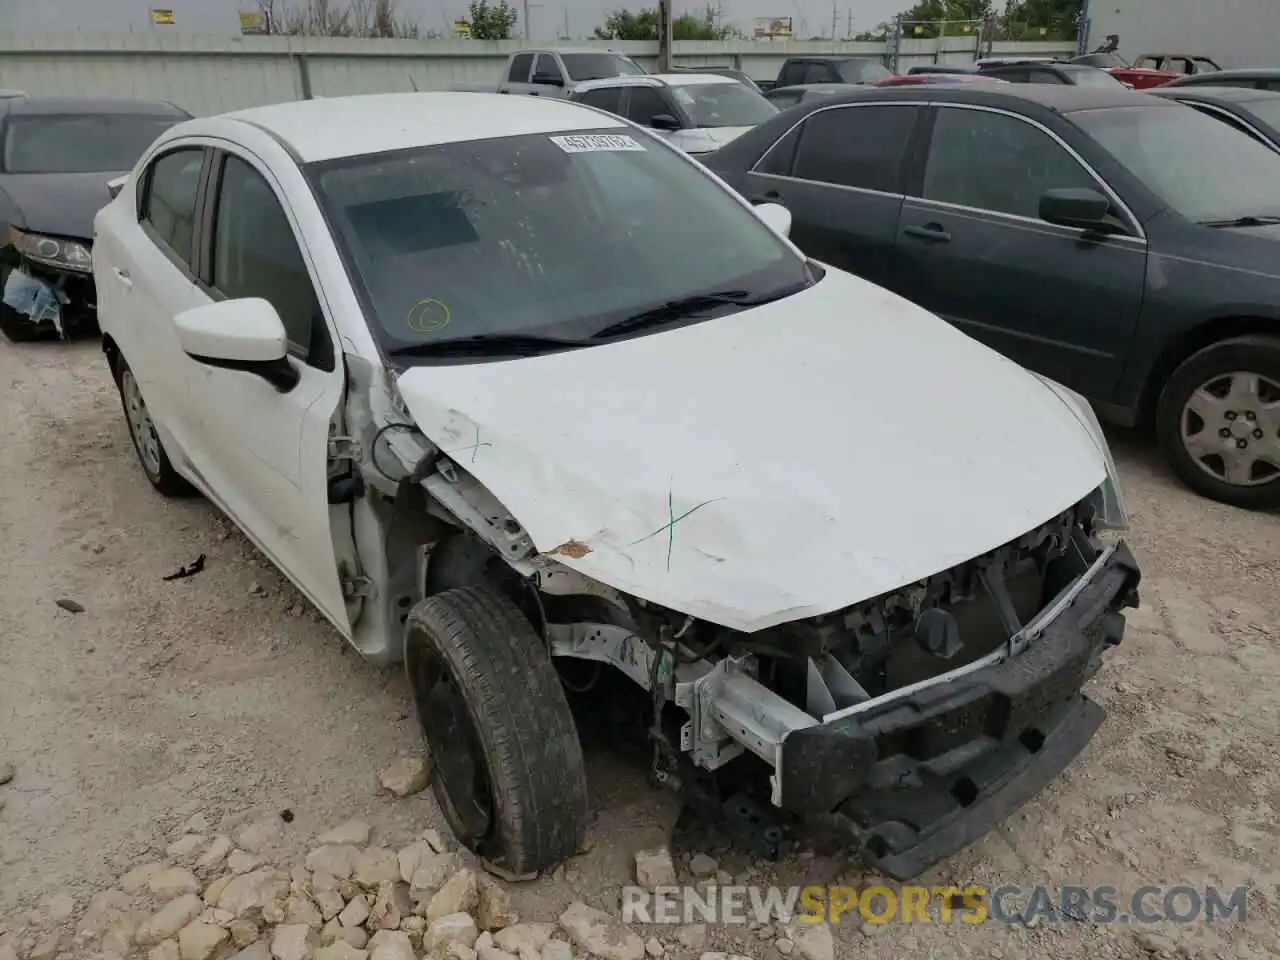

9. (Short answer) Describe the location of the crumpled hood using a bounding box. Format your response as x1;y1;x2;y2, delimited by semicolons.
0;172;124;240
396;267;1107;632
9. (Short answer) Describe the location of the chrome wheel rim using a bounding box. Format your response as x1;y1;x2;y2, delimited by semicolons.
121;370;163;478
1180;370;1280;487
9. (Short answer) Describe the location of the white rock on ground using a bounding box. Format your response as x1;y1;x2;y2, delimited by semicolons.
542;943;572;960
314;942;368;960
353;848;400;888
121;863;166;895
235;819;283;854
178;921;229;960
492;924;555;955
230;850;268;875
136;896;205;947
196;838;234;872
424;913;479;953
688;854;718;878
29;934;60;960
230;943;271;960
148;868;202;899
476;874;517;931
782;922;834;960
314;887;345;922
408;852;463;903
338;895;370;929
168;835;206;859
316;820;372;846
675;925;708;949
370;882;412;930
271;924;318;960
79;889;132;937
426;869;479;922
229;918;260;948
377;757;430;797
367;930;415;960
558;901;645;960
217;869;283;917
698;954;755;960
634;849;677;891
148;940;181;960
306;846;361;880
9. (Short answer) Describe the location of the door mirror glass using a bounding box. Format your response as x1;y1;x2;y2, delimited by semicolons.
649;113;682;131
174;297;299;391
532;72;564;87
754;200;792;238
1039;187;1111;229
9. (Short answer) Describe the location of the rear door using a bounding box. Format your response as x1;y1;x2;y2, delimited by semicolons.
894;103;1148;400
738;102;923;291
577;85;624;117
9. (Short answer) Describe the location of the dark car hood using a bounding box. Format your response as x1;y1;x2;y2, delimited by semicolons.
0;171;126;240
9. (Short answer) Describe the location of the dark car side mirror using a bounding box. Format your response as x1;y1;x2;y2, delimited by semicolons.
1039;187;1112;230
649;113;682;131
532;73;564;87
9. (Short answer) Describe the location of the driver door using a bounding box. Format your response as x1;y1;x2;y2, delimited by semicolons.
181;146;352;631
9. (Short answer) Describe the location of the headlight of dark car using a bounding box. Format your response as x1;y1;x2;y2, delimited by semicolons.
10;227;93;274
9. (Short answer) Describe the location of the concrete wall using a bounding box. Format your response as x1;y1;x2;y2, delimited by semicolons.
0;32;1077;117
1083;0;1280;70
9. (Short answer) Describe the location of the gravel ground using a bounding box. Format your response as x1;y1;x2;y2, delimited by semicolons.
0;339;1277;959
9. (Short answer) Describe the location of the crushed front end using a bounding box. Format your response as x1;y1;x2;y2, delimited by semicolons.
544;496;1141;879
1;228;97;340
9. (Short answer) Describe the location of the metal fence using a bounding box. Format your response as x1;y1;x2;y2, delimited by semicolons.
0;32;1079;116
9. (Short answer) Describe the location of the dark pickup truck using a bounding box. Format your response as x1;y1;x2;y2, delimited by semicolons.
757;56;893;91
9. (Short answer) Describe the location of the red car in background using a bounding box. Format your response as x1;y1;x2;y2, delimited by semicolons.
874;72;1008;87
1069;52;1182;89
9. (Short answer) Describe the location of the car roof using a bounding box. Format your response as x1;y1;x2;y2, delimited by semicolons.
779;81;1170;114
218;92;625;163
1151;85;1280;105
2;95;186;117
770;83;856;94
572;73;736;91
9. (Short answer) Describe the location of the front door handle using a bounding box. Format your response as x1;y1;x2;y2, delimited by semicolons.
113;266;132;288
903;222;952;243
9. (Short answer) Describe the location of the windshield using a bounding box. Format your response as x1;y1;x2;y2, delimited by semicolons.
308;128;808;357
1073;104;1280;222
561;53;645;81
1075;53;1128;68
837;59;893;84
3;113;180;174
1069;67;1127;88
671;82;778;128
1240;98;1280;132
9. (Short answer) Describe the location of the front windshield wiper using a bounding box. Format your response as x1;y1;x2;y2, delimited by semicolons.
591;290;758;339
1199;215;1280;228
386;333;590;359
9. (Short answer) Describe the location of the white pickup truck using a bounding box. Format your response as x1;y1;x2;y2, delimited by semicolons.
460;48;647;98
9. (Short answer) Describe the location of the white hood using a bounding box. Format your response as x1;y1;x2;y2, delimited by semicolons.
396;268;1107;633
672;126;756;154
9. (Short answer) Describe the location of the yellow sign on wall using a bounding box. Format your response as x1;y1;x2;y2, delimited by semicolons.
239;11;267;34
151;7;175;25
452;19;471;36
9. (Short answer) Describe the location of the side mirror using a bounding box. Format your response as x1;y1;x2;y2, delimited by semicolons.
754;201;792;238
1039;187;1112;231
174;297;299;393
532;73;564;87
649;113;682;131
107;175;128;200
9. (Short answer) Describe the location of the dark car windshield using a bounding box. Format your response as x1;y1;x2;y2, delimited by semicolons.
672;81;778;128
1074;104;1280;222
561;53;645;81
307;128;808;356
3;113;180;174
837;59;893;83
1074;53;1129;68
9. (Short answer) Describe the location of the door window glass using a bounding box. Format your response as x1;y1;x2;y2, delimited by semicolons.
141;148;203;265
802;62;834;84
532;54;565;85
507;54;534;82
625;87;672;126
922;107;1099;219
211;155;326;363
791;104;916;192
580;87;623;115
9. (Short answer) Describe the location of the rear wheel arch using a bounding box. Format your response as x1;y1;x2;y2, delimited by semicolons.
1138;315;1280;424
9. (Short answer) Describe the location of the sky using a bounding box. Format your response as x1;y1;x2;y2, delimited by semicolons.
0;0;910;44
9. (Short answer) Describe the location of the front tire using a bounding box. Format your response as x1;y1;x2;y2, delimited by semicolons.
1156;334;1280;510
113;356;193;497
404;584;589;877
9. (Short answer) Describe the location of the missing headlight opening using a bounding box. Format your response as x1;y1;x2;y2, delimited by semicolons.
2;228;98;341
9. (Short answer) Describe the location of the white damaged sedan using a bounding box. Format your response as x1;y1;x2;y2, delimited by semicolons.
92;91;1141;881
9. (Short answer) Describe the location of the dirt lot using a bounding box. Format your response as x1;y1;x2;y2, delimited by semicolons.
0;339;1277;959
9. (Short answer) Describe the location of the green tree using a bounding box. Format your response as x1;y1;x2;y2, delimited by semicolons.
593;5;736;40
896;0;993;37
468;0;519;39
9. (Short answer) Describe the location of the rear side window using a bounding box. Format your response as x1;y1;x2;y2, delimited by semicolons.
580;87;623;115
790;104;916;192
835;59;892;84
141;148;203;265
777;61;807;86
507;54;534;82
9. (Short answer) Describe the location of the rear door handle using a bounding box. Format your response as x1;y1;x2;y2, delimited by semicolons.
903;222;952;243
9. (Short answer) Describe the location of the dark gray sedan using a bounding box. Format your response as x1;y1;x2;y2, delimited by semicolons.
0;95;189;341
703;83;1280;509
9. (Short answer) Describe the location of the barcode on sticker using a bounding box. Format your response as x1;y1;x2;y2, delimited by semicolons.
549;133;646;153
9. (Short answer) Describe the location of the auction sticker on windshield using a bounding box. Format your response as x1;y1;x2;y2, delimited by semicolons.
549;133;646;153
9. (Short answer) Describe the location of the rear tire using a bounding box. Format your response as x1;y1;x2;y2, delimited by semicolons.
404;584;589;876
1156;334;1280;510
113;355;194;498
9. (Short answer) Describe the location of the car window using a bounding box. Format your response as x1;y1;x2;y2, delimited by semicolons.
790;104;916;192
755;125;802;175
669;82;777;128
1239;98;1280;131
3;113;182;175
1073;103;1280;223
532;54;565;85
1029;69;1068;84
560;53;645;81
802;62;833;85
1067;67;1126;88
1260;80;1280;92
1187;104;1259;139
778;62;806;86
141;148;203;266
922;107;1099;220
211;155;325;363
625;87;673;126
507;54;534;83
836;59;892;84
579;87;623;115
